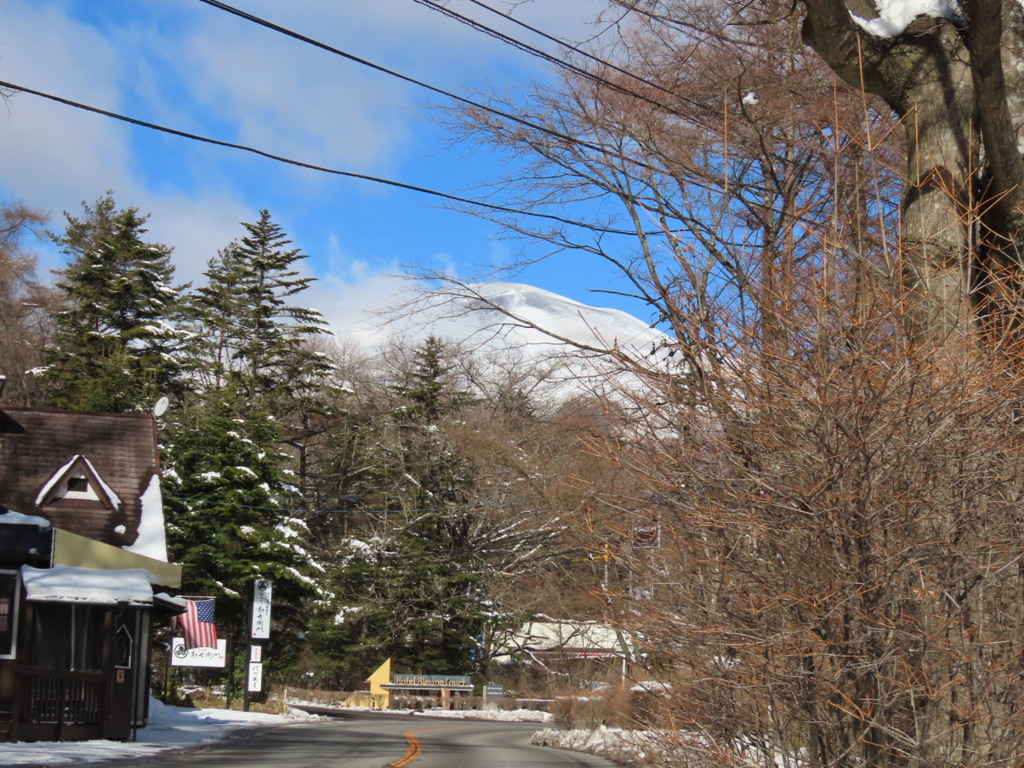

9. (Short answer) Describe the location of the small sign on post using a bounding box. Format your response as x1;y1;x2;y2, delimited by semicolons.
244;579;272;710
483;683;504;710
247;662;263;693
250;579;272;639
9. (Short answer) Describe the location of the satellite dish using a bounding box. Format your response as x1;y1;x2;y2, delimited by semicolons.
152;396;170;418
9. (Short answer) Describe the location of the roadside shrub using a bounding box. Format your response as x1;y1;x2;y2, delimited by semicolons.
550;685;632;729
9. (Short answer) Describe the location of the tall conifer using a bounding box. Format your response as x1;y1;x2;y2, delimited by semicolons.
43;195;186;412
219;209;332;403
165;209;331;639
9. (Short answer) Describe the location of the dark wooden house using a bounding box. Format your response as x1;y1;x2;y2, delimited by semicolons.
0;406;182;742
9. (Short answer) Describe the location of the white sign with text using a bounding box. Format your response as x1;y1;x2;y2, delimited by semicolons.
250;579;272;639
247;661;263;693
170;638;227;668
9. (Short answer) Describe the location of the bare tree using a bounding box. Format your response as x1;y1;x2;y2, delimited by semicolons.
618;0;1024;342
586;266;1024;767
443;1;1024;765
447;0;900;358
0;201;58;405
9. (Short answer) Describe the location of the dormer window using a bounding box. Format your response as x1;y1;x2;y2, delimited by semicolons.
35;455;121;512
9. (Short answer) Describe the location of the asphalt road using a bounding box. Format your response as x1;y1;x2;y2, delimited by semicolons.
32;710;619;768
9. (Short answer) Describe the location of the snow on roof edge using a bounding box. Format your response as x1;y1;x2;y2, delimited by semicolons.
21;564;154;605
0;510;51;529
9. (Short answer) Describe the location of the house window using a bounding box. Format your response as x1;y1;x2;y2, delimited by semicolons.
66;476;89;493
25;603;105;672
0;571;18;658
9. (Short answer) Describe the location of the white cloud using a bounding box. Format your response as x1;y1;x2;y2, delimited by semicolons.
0;0;622;312
139;194;254;283
0;3;131;218
307;268;417;349
178;16;412;174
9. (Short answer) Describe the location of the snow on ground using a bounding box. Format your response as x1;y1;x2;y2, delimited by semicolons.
387;705;551;722
532;726;660;767
533;727;805;768
0;697;320;766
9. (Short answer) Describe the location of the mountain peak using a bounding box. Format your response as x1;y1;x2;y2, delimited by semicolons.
454;282;666;354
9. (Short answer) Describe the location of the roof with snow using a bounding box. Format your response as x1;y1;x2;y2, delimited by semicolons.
21;564;155;605
496;620;633;661
0;407;166;559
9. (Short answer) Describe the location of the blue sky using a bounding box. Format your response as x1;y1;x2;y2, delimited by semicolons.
0;0;649;346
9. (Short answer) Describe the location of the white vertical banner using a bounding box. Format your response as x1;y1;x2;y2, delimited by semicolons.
250;579;272;639
247;662;263;693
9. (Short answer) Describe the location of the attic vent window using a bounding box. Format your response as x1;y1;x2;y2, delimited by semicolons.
35;455;122;511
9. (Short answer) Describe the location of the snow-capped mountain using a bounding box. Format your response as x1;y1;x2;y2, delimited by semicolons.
436;282;667;357
369;281;672;399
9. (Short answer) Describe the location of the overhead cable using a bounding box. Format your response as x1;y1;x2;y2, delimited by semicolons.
194;0;641;171
0;79;661;237
414;0;688;107
462;0;676;94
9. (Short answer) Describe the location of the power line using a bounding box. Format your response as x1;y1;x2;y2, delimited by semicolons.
190;1;712;202
0;79;659;237
193;0;653;177
418;0;685;104
409;0;695;114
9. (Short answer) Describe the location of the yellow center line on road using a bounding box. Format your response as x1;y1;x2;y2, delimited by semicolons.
388;725;467;768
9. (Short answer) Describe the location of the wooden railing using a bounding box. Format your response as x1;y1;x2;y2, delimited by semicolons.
11;666;106;741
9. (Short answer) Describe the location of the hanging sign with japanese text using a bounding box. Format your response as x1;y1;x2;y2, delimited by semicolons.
170;638;227;668
247;661;263;692
250;579;272;639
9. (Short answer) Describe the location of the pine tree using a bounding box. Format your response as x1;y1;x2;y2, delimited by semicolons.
163;210;332;649
162;382;321;637
43;195;187;412
384;336;477;506
314;337;487;675
391;335;476;426
207;209;334;403
188;244;249;391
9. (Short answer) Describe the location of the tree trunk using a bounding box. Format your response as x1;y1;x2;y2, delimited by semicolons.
799;0;1024;342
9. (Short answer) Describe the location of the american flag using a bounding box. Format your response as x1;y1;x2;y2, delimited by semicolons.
179;598;218;650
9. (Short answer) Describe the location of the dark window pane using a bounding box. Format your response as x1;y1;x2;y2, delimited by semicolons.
71;606;104;672
27;603;71;669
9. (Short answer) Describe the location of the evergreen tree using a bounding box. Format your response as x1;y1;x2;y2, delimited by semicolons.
43;195;187;412
162;382;321;638
183;210;338;501
385;336;477;505
391;336;475;425
188;244;249;391
163;209;332;656
309;519;491;680
195;209;334;404
313;337;487;676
